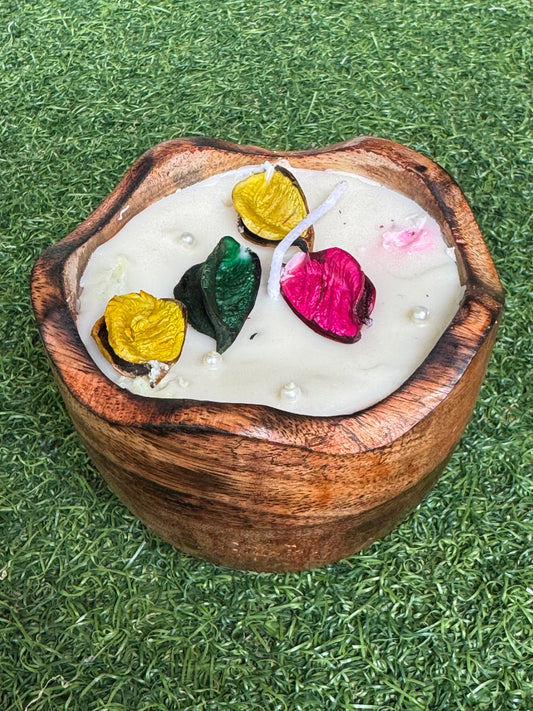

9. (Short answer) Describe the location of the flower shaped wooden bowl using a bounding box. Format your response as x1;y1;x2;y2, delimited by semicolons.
31;137;504;571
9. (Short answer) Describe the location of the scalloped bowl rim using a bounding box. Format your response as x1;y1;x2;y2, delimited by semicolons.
31;136;504;454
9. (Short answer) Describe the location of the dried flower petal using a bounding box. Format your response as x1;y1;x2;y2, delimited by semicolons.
232;166;314;249
105;291;186;362
174;236;261;353
91;316;151;376
173;263;216;340
92;291;187;383
280;247;376;343
382;216;437;253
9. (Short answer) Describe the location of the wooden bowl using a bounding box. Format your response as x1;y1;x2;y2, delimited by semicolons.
31;137;504;571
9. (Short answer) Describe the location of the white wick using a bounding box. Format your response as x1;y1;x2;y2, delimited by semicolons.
267;180;348;299
263;161;275;183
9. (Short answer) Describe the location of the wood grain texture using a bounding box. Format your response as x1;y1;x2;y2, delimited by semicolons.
31;137;504;571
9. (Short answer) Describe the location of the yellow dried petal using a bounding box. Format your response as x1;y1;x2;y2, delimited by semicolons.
104;291;186;363
232;167;311;243
91;316;114;365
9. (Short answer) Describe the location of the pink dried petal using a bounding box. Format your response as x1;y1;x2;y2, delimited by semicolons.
280;247;376;343
382;223;436;253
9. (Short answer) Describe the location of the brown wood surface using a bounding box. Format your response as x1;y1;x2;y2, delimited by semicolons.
31;137;504;571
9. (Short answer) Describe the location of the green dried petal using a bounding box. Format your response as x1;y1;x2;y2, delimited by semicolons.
174;236;261;353
173;263;216;340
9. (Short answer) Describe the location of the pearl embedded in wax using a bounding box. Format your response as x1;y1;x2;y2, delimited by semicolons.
202;351;222;369
279;382;301;401
178;231;196;249
410;306;430;324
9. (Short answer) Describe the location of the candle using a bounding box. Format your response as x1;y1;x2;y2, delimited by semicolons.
77;162;464;416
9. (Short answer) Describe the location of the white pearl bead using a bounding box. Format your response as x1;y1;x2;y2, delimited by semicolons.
202;351;222;369
410;306;430;323
280;382;301;401
178;231;196;248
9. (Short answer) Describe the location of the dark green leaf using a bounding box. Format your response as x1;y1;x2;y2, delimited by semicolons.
174;263;216;339
173;237;261;353
201;236;261;353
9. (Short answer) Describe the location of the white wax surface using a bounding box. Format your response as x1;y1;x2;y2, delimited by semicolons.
77;163;464;416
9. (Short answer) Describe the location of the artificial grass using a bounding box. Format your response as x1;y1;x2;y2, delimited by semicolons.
1;0;532;709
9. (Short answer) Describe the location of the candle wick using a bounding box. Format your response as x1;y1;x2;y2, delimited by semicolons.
267;180;348;300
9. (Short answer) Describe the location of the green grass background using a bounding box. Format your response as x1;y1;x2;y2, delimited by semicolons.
1;0;531;709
